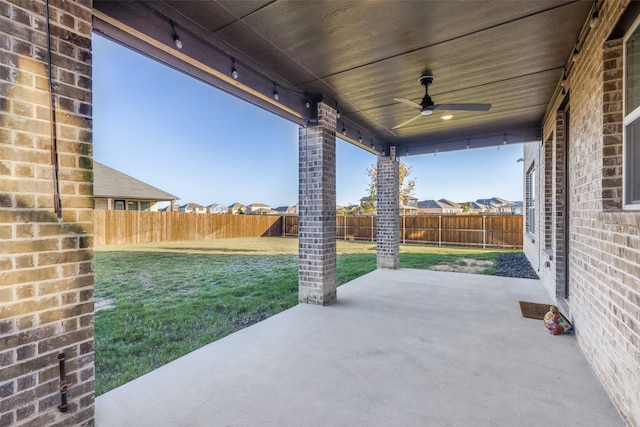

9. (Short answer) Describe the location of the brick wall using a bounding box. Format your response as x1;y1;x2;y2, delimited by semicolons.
376;150;399;269
298;102;337;305
525;0;640;424
0;1;94;426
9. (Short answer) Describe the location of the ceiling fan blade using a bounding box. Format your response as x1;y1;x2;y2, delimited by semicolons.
392;113;423;129
394;97;422;110
432;103;491;111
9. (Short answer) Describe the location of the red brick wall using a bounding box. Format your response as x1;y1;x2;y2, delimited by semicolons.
1;0;94;425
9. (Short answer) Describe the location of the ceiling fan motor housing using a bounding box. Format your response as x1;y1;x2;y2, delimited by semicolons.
420;75;435;113
419;75;434;86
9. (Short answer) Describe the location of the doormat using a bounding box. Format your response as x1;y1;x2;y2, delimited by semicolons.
519;301;553;320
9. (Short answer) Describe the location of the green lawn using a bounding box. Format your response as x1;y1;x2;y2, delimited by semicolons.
94;237;511;395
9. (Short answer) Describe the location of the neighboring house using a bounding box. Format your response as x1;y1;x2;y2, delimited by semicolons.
418;200;450;214
359;196;375;214
158;204;179;212
228;202;247;214
337;205;362;215
474;197;521;214
246;203;272;215
476;197;511;207
476;197;506;213
273;205;297;215
358;196;418;215
438;199;462;211
206;203;227;214
417;199;463;214
501;201;523;215
350;205;364;215
461;201;488;213
178;203;207;214
400;196;419;215
336;205;348;215
93;161;177;211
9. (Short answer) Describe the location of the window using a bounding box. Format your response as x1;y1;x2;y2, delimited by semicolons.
127;201;138;211
140;201;150;211
624;18;640;207
114;200;125;210
526;165;536;234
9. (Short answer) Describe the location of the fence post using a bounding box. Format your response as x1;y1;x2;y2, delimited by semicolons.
482;216;487;249
344;215;347;240
402;215;406;244
438;215;442;246
371;215;374;242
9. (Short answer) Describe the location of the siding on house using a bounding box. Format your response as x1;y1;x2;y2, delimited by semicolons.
206;203;227;214
178;203;207;213
246;203;272;215
228;202;247;214
274;205;297;215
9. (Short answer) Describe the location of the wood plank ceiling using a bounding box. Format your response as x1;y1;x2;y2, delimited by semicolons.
93;1;594;156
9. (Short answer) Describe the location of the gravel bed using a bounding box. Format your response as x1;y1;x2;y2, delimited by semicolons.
493;252;539;279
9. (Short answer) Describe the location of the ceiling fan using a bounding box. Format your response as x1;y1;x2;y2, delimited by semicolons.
392;75;491;129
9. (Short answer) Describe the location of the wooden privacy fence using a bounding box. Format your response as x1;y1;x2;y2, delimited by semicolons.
94;211;523;248
287;214;523;249
401;215;522;248
94;211;282;246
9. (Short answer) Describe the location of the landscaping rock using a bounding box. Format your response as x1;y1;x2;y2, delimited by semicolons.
493;252;539;279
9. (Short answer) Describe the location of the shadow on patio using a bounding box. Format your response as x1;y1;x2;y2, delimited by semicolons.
96;269;623;426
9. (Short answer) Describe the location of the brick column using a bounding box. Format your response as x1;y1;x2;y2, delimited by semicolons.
377;149;400;269
0;1;95;426
298;102;337;305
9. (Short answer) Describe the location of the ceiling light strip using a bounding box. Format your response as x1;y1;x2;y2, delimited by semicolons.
93;10;304;121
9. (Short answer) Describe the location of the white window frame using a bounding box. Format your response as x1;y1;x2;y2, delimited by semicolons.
623;15;640;209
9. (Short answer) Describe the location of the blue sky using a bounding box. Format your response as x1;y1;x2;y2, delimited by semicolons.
93;34;525;208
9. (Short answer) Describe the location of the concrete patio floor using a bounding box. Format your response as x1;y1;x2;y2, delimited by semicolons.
95;269;623;427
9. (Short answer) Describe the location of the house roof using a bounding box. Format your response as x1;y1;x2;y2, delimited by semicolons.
206;203;225;209
477;197;512;206
93;162;177;201
438;199;462;208
180;203;205;210
418;200;452;209
463;201;488;210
